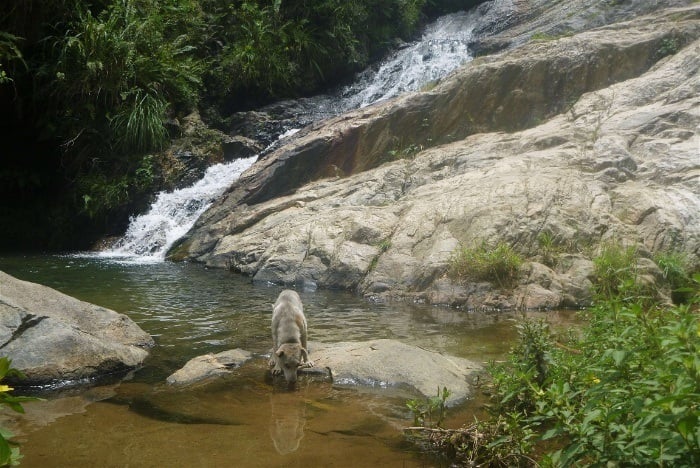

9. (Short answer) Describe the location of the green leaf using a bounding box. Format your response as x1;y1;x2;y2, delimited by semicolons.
542;426;562;440
676;413;698;441
611;350;627;367
0;359;9;380
0;433;11;466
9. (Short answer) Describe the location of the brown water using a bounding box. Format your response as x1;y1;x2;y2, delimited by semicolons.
0;254;578;467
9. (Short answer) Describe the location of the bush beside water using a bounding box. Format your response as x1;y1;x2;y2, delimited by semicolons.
411;245;700;466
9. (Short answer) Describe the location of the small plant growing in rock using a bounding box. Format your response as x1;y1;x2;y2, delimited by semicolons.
449;241;523;288
537;230;559;267
592;241;646;301
656;37;680;59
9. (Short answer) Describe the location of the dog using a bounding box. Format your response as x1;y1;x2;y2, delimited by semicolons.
270;290;312;383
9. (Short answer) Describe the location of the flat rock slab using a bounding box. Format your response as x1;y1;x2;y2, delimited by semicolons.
166;349;253;386
310;339;481;406
0;270;154;387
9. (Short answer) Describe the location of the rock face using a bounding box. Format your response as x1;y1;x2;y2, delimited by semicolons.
0;271;154;387
172;2;700;308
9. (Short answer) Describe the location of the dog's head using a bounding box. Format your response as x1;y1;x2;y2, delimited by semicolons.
275;343;308;383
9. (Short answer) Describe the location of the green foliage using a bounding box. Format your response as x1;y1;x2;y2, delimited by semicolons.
79;154;155;218
655;250;695;304
486;279;700;466
656;37;680;59
449;241;523;288
386;142;423;161
0;358;40;467
35;0;204;222
593;241;655;303
406;386;451;428
0;31;25;84
110;88;169;153
48;0;203;159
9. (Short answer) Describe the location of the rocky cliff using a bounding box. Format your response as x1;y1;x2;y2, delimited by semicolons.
171;1;700;309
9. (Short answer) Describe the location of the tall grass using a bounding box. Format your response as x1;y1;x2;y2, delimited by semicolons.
449;241;523;288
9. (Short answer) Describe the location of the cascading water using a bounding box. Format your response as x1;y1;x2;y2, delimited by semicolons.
98;156;257;262
337;10;478;111
100;7;489;262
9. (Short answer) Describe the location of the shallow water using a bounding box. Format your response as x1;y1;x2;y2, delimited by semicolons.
0;254;577;467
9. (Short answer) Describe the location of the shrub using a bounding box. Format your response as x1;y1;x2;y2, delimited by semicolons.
406;386;451;428
656;37;680;59
449;241;523;288
485;277;700;466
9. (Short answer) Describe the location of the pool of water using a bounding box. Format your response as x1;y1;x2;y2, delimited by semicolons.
0;254;576;466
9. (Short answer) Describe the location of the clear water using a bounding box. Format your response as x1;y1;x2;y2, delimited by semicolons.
0;254;578;467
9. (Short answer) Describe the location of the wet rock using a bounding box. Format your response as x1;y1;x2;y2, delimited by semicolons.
166;349;253;386
310;339;481;406
0;271;154;388
222;136;263;161
158;111;250;190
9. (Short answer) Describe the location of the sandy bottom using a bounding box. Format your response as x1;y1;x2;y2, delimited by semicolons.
14;365;435;468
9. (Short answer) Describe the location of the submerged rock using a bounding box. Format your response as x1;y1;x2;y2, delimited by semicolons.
0;271;154;388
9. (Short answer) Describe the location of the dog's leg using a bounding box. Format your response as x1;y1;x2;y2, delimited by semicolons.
299;347;314;369
299;317;314;368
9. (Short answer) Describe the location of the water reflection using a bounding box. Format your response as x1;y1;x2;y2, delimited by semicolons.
269;390;307;455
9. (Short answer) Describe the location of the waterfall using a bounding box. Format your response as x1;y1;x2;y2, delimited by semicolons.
99;7;486;262
98;156;257;263
337;10;477;110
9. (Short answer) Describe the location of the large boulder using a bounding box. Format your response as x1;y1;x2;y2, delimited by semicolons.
0;271;154;387
171;4;700;308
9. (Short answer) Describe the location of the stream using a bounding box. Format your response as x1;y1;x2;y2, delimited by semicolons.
0;254;582;467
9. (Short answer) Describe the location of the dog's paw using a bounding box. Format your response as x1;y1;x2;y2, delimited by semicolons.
301;360;315;368
268;358;276;368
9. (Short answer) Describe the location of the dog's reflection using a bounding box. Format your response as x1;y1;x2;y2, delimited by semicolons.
269;390;306;454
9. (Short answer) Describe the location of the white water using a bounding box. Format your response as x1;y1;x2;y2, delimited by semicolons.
99;8;485;262
338;10;477;110
97;156;257;263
